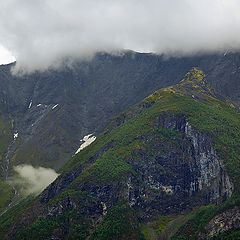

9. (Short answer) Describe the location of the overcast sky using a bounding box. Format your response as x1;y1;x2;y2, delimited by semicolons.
1;0;240;71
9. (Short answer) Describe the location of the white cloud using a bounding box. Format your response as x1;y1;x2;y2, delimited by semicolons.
0;45;15;65
0;0;240;71
11;164;59;196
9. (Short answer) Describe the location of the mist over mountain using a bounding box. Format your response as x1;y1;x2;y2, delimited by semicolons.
0;51;240;174
1;0;240;71
1;1;240;239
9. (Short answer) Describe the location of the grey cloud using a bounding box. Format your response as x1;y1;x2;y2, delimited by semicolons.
0;0;240;72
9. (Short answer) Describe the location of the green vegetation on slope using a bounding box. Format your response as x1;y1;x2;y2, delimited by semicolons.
1;69;240;239
141;215;174;239
91;203;141;240
64;84;240;195
0;181;14;210
171;194;240;239
62;69;240;239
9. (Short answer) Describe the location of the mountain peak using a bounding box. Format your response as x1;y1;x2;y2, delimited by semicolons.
179;67;207;90
183;67;205;83
146;68;214;104
174;67;217;100
1;66;240;240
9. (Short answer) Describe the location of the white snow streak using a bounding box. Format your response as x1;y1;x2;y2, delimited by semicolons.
28;100;32;109
13;132;18;140
52;104;59;110
75;134;96;154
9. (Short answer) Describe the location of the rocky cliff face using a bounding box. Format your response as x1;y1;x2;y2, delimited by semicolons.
1;69;239;240
42;114;233;219
199;206;240;239
184;120;233;203
1;51;240;175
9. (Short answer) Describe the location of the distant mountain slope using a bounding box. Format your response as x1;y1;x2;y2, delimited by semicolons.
0;115;13;211
0;51;240;173
1;69;240;239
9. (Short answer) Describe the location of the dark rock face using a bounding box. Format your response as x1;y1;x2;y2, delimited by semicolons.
1;51;240;171
40;140;116;204
12;113;231;240
184;120;233;203
47;197;76;217
200;206;240;239
40;171;81;204
40;114;233;223
121;114;233;218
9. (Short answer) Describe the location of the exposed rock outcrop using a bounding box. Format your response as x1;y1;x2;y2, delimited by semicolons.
42;113;233;223
199;206;240;239
121;114;233;219
0;68;238;240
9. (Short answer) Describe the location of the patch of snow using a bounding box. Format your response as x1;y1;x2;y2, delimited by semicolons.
82;134;93;142
224;50;228;56
37;104;42;107
28;100;33;109
75;134;96;154
13;132;18;140
52;104;59;110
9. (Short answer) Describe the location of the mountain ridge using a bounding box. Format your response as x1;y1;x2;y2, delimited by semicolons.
1;68;240;239
1;51;240;176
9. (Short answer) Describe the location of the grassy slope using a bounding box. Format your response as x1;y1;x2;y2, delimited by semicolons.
1;69;240;239
63;69;240;194
141;70;240;239
61;69;240;239
0;181;13;210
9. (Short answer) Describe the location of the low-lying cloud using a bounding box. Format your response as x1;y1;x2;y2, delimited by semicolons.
11;164;59;196
1;0;240;72
0;45;15;65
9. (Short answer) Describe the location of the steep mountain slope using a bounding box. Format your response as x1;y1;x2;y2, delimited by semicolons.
0;115;13;210
1;68;240;239
1;51;240;175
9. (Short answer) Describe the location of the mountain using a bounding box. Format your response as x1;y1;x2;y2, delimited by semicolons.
1;51;240;175
1;68;240;239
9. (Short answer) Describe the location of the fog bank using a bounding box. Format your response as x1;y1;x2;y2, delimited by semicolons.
1;0;240;71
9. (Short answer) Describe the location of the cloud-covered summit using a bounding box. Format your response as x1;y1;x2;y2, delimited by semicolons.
1;0;240;71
